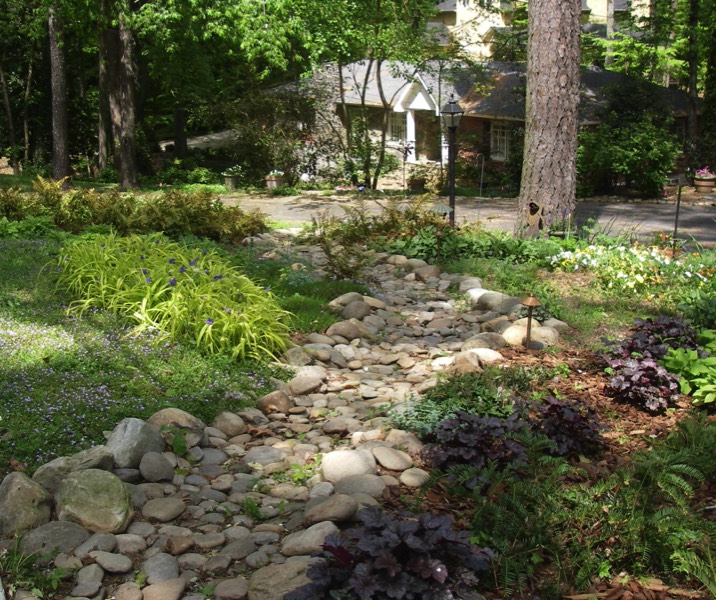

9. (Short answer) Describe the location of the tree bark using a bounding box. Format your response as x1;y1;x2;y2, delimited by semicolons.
23;56;33;166
117;13;138;189
0;61;19;175
685;0;699;167
173;107;188;157
605;0;615;67
517;0;581;238
48;5;71;183
98;0;113;173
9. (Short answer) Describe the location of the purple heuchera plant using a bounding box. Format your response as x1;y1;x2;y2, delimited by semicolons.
606;357;680;412
285;507;493;600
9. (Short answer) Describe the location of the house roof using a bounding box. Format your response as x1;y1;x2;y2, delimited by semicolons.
337;60;473;113
338;61;694;124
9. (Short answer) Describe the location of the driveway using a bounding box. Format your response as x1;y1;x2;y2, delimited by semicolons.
224;190;716;247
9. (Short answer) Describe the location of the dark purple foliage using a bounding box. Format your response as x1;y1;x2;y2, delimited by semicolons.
526;396;606;457
603;316;699;362
599;316;689;412
284;507;493;600
424;412;528;474
606;357;680;412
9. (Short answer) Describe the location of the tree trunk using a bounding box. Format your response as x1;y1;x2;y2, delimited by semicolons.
173;107;188;157
685;0;699;167
0;62;20;175
23;56;34;166
517;0;581;238
605;0;615;67
98;0;113;173
117;13;138;189
48;5;71;183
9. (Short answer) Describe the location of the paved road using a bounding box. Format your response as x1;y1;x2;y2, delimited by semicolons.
226;191;716;248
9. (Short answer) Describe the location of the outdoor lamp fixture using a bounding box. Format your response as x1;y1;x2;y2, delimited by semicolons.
440;96;464;227
520;293;542;347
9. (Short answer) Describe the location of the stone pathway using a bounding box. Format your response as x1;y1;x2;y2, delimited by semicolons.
0;231;567;600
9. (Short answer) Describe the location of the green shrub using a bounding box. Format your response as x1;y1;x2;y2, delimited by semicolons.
156;158;219;185
133;190;269;241
0;187;29;220
55;233;290;360
577;117;679;197
0;216;59;239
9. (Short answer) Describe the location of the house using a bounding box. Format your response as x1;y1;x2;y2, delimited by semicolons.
429;0;647;59
328;59;694;174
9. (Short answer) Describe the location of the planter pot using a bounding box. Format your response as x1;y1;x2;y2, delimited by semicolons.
224;175;241;191
265;175;285;190
694;177;716;194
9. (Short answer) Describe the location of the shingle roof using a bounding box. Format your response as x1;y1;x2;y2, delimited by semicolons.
314;60;694;124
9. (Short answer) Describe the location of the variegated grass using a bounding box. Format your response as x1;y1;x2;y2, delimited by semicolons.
56;233;290;360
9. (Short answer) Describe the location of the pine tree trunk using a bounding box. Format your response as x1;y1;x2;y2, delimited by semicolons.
98;0;113;173
517;0;581;238
48;6;71;183
685;0;699;166
173;107;188;157
117;13;137;189
0;62;19;175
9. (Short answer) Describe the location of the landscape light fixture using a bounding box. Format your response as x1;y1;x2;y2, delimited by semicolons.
440;96;464;227
520;293;542;347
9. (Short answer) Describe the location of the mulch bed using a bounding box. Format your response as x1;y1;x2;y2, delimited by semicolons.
381;344;714;600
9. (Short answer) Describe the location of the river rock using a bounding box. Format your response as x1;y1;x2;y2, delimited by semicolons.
55;469;133;533
32;446;114;494
321;449;376;482
0;472;51;536
281;521;339;556
105;418;165;469
248;557;317;600
147;407;207;448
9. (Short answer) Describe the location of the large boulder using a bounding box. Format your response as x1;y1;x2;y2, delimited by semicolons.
105;418;165;469
19;521;90;557
32;445;114;494
0;472;51;536
55;469;133;533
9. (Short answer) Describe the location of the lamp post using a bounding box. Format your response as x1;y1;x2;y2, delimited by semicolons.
440;96;464;227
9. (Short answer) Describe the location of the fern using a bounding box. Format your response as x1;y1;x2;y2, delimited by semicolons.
672;546;716;596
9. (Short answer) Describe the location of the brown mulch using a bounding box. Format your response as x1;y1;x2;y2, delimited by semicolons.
379;344;714;600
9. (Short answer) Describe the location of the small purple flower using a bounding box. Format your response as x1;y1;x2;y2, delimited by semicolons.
141;268;148;275
169;258;175;264
190;259;197;266
213;274;223;280
205;318;214;325
202;249;208;255
169;278;177;286
179;265;186;273
145;277;152;284
140;255;145;260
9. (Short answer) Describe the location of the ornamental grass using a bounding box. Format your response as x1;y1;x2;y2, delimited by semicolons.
55;233;290;360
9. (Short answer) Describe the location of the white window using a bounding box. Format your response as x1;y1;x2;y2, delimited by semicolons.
389;112;406;142
490;121;510;161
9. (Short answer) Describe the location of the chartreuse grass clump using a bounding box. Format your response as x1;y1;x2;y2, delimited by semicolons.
55;233;290;360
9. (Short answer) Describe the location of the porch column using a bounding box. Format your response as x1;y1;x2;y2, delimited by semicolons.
406;110;417;162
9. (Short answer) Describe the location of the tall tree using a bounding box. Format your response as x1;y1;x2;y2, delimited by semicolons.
296;0;441;188
48;4;70;182
517;0;581;237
